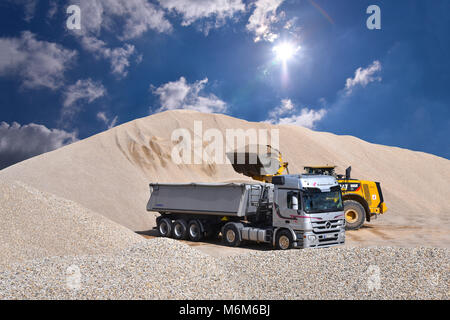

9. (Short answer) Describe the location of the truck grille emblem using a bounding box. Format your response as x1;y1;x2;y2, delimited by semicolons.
326;222;332;229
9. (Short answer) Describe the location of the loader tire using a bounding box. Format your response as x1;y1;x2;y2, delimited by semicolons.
222;223;242;247
344;200;365;230
173;219;188;240
157;217;173;238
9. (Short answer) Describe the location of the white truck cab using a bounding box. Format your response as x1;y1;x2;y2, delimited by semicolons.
271;175;346;248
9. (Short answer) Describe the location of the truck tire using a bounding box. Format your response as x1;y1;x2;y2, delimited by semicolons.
157;217;173;238
222;223;242;247
173;219;188;240
275;229;293;250
188;220;203;242
344;200;365;230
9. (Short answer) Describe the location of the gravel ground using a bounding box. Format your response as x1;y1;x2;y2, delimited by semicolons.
0;238;447;300
0;181;143;266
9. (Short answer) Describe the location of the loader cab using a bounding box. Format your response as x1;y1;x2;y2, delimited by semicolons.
304;166;336;177
304;166;353;180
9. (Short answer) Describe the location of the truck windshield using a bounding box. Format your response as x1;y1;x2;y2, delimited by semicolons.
302;191;343;213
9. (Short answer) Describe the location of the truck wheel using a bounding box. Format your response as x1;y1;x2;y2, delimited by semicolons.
157;217;173;238
222;223;242;247
188;220;203;242
173;219;188;240
275;230;293;250
344;200;366;230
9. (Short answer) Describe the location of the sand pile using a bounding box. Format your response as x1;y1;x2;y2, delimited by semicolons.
0;180;144;266
1;110;449;248
0;238;447;300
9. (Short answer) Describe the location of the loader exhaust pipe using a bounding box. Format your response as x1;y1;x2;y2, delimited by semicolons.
345;166;352;180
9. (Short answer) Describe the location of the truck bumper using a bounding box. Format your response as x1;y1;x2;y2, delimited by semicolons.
294;229;345;248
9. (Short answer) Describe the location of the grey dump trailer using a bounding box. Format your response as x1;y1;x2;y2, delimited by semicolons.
147;175;346;249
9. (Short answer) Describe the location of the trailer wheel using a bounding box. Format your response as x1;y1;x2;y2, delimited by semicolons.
222;223;242;247
275;230;293;250
157;217;173;238
173;219;188;240
344;200;365;230
188;220;203;242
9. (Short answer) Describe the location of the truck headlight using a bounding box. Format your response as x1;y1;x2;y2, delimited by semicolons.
308;235;317;241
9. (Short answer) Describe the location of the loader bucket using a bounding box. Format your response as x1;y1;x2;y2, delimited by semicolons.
226;145;284;178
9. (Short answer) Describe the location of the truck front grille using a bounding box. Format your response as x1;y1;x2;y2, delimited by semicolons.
311;219;343;234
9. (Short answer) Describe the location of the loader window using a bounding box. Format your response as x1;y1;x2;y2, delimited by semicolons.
303;191;343;213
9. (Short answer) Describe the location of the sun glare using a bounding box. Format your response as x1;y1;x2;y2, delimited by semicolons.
273;42;300;62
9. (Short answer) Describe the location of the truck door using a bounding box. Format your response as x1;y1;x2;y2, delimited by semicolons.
274;189;300;227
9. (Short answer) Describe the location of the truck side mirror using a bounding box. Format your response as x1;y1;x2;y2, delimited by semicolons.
292;195;299;210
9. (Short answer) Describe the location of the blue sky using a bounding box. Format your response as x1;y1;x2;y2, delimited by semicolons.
0;0;449;169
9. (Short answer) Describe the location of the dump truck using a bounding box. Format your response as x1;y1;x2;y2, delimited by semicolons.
303;166;387;230
227;145;387;230
147;174;346;249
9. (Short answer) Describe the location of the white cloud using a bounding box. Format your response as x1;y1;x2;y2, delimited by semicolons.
159;0;245;28
268;98;294;118
0;31;77;90
69;0;173;78
246;0;285;42
80;36;136;78
277;108;327;129
152;77;227;114
345;60;382;95
0;122;78;170
266;99;326;129
73;0;172;40
97;112;118;129
63;79;106;117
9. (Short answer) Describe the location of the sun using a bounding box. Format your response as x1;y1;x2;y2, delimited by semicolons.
273;42;300;62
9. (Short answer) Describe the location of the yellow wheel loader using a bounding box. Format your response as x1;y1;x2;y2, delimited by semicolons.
227;146;387;230
303;166;387;230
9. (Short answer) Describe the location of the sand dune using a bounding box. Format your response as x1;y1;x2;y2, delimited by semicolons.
1;110;449;250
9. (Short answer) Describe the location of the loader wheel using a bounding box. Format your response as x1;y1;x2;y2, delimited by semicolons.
222;223;242;247
173;219;188;240
344;200;365;230
275;230;293;250
188;220;203;242
157;217;173;238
